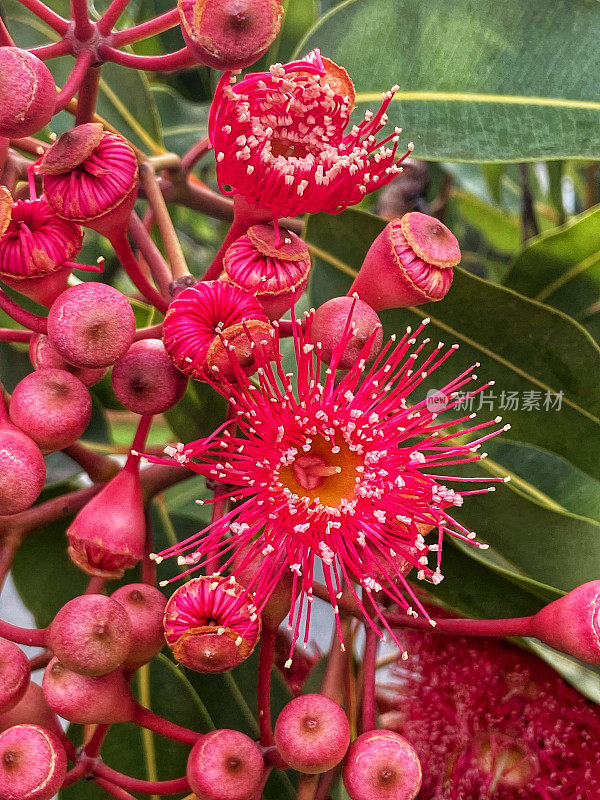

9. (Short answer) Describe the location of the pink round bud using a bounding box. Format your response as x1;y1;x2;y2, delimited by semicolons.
223;224;311;320
112;339;188;415
9;369;92;453
40;125;139;237
0;684;62;739
310;296;383;369
42;658;135;724
164;576;261;673
0;49;56;138
349;213;459;311
0;642;30;715
187;729;265;800
0;417;46;517
0;724;67;800
162;281;271;380
29;334;107;387
47;594;133;676
67;462;145;579
274;694;350;774
532;580;600;666
111;584;167;669
343;731;422;800
178;0;282;70
47;282;136;368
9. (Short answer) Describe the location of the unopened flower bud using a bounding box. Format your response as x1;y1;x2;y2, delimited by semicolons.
112;339;188;415
40;124;139;237
532;580;600;666
349;212;459;310
179;0;283;70
0;724;67;800
274;694;350;774
0;642;29;715
223;224;311;320
111;584;167;670
0;684;62;738
29;334;107;387
310;296;383;369
47;594;133;676
0;49;56;138
0;412;46;517
164;576;261;673
42;658;135;724
343;730;422;800
187;729;265;800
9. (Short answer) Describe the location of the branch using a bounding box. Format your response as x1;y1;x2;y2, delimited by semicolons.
111;7;180;45
16;0;69;33
99;46;196;72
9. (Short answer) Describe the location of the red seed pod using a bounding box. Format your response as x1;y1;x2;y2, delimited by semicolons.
163;576;261;673
223;224;311;320
0;641;30;715
40;124;139;237
111;584;167;669
0;684;63;739
343;730;422;800
0;411;46;517
112;339;188;415
0;48;56;138
0;724;67;800
187;729;265;800
178;0;283;70
47;282;136;368
349;212;459;311
29;334;107;388
310;296;383;369
9;369;92;454
274;694;350;774
47;594;133;676
42;658;135;724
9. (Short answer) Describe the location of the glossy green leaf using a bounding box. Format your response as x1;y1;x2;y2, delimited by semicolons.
298;0;600;161
305;209;600;481
151;85;208;156
164;379;228;443
266;0;318;64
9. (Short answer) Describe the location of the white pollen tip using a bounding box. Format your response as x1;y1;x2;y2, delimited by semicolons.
284;659;293;669
428;619;437;627
503;424;512;431
159;580;169;587
494;416;502;423
504;475;511;482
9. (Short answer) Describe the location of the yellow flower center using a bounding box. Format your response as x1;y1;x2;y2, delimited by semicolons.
280;436;362;507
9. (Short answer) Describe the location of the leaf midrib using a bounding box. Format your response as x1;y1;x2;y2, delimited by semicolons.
356;90;600;112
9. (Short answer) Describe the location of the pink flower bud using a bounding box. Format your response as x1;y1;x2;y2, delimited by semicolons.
112;339;188;415
0;684;62;739
111;584;167;669
223;224;311;320
29;334;107;387
274;694;350;774
0;641;29;715
342;730;422;800
187;729;265;800
67;460;146;579
9;369;92;454
0;414;46;517
349;212;459;311
0;49;56;138
164;576;261;673
42;658;135;724
178;0;283;70
162;281;271;380
47;282;136;368
0;724;67;800
532;580;600;666
47;594;133;676
310;296;383;369
40;124;139;237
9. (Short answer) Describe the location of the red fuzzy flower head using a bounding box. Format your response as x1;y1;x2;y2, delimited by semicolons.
381;627;600;799
209;49;413;219
162;280;274;381
150;305;506;663
40;124;139;237
163;575;261;673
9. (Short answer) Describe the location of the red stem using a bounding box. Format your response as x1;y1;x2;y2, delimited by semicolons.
28;650;52;671
63;441;120;483
111;7;180;45
181;136;211;173
97;0;134;35
94;778;138;800
75;66;101;125
110;231;169;313
71;0;94;41
133;703;202;746
133;322;163;340
126;414;153;470
17;0;69;33
128;212;172;298
55;51;93;112
0;328;32;342
85;723;110;757
94;762;190;795
258;625;277;749
0;618;47;647
85;576;108;595
28;39;71;59
0;286;47;333
361;624;377;733
61;763;87;787
389;613;536;638
99;45;196;72
0;16;15;46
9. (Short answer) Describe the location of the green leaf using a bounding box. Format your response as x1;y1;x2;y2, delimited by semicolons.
297;0;600;161
450;188;520;254
164;379;228;443
266;0;318;64
61;655;212;800
505;204;600;323
151;85;208;156
305;208;600;481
